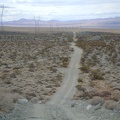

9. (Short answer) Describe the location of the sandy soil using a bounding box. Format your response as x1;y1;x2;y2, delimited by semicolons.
4;26;120;34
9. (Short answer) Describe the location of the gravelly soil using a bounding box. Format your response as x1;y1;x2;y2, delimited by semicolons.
1;100;120;120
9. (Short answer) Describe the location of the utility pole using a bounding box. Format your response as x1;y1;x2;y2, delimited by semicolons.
0;4;4;31
34;16;40;35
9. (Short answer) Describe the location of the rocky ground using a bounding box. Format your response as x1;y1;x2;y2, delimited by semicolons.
0;100;120;120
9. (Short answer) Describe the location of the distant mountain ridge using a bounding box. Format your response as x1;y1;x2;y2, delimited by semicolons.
3;17;120;28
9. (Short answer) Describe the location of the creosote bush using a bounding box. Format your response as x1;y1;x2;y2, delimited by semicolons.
80;65;90;73
90;69;104;80
77;78;83;83
61;57;70;67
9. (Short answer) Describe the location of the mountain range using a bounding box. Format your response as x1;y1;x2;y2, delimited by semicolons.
3;17;120;28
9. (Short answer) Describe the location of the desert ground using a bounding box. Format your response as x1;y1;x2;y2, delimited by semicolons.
3;26;120;34
74;31;120;108
0;27;120;120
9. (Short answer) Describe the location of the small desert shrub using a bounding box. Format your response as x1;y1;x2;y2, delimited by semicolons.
0;62;8;67
28;68;35;72
56;74;62;81
76;85;82;91
10;73;17;78
0;93;22;113
0;73;11;84
76;85;86;92
104;100;120;110
90;96;104;106
61;57;69;67
13;69;21;75
4;78;11;84
90;69;104;80
3;69;10;73
80;65;90;73
77;78;83;83
51;68;57;73
25;92;37;100
81;57;85;64
0;73;9;80
100;91;111;97
61;62;69;67
28;62;35;68
13;66;21;70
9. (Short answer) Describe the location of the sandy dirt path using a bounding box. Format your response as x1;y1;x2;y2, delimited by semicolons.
46;32;84;120
26;32;84;120
48;37;83;104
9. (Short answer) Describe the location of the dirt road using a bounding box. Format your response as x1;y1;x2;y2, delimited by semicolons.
26;32;84;120
48;34;82;105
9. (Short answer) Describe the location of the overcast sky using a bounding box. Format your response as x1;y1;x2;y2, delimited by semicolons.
0;0;120;21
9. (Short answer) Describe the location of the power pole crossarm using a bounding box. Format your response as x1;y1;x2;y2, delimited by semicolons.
0;4;4;31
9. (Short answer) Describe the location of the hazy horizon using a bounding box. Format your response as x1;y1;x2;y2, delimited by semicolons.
0;0;120;21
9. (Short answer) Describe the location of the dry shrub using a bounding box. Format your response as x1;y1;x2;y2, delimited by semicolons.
111;90;120;101
61;62;69;67
104;100;120;110
28;68;35;72
91;96;104;106
13;66;22;70
25;92;37;100
50;68;57;73
81;91;100;99
0;73;11;84
77;78;83;83
28;62;35;68
10;73;17;78
0;73;9;80
75;85;86;92
90;69;104;80
61;57;69;67
13;69;21;75
0;93;22;113
99;91;111;97
80;65;90;73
